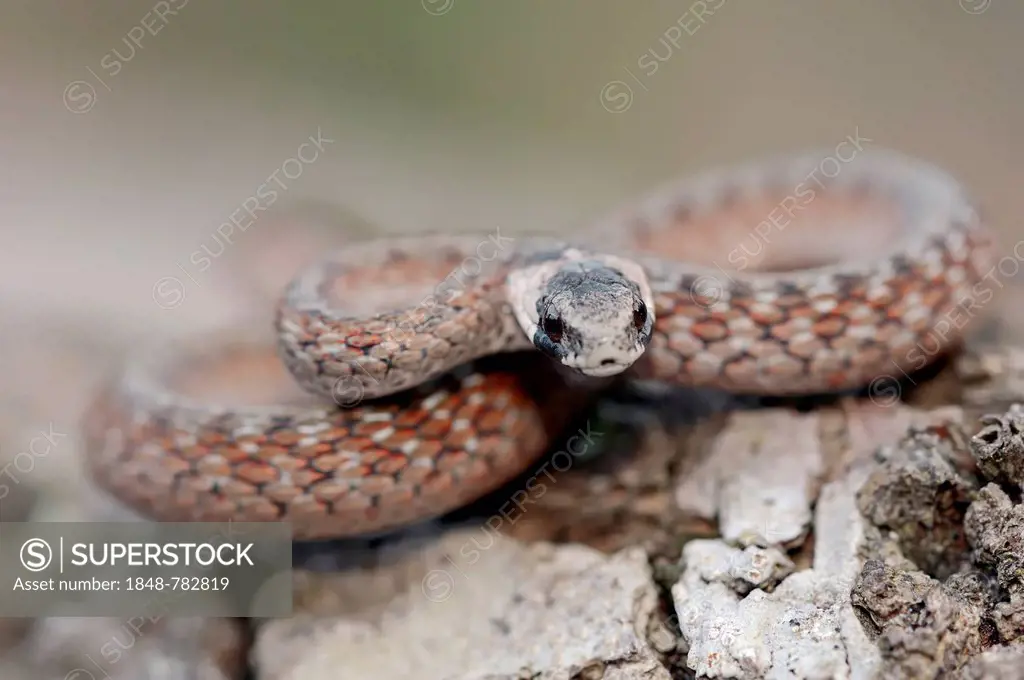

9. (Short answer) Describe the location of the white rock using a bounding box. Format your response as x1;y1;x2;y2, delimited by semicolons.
255;528;669;680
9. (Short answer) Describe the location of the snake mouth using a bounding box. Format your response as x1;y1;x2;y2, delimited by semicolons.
572;360;632;378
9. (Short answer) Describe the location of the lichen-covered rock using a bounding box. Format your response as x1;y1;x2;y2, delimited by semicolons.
992;597;1024;643
850;559;937;631
964;484;1024;597
855;424;978;579
851;560;996;678
849;399;1024;676
958;643;1024;679
875;584;988;679
970;403;1024;490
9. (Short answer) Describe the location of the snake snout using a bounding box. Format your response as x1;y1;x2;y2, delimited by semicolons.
567;341;641;377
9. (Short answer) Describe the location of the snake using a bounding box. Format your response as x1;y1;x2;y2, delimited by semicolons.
83;148;997;540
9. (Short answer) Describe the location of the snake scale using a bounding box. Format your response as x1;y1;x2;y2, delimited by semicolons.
83;149;997;539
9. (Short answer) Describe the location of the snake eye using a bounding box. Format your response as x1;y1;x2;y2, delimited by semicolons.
542;315;564;344
633;302;647;330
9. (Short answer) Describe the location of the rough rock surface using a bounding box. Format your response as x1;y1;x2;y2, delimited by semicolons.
851;561;996;678
253;528;668;679
674;409;827;548
668;404;958;679
970;403;1024;492
855;424;978;579
958;643;1024;679
848;396;1024;678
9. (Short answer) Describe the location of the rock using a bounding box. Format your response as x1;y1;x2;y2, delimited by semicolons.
963;484;1024;597
679;541;795;597
668;403;968;679
254;527;669;679
668;403;957;679
674;547;868;679
873;576;990;679
674;409;827;548
855;422;978;579
970;403;1024;491
992;597;1024;643
672;463;886;679
850;560;937;632
958;643;1024;679
10;267;1024;679
848;399;1024;677
851;561;998;678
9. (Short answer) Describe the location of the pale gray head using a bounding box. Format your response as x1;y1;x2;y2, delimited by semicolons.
507;248;655;377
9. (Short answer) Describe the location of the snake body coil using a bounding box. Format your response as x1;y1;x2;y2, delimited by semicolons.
84;149;996;539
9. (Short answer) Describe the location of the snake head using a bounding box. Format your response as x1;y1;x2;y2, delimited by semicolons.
508;249;654;378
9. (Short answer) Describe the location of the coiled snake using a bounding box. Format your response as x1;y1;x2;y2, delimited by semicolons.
83;149;997;539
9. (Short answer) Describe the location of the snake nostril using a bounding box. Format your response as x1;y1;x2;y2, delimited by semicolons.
601;358;616;366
